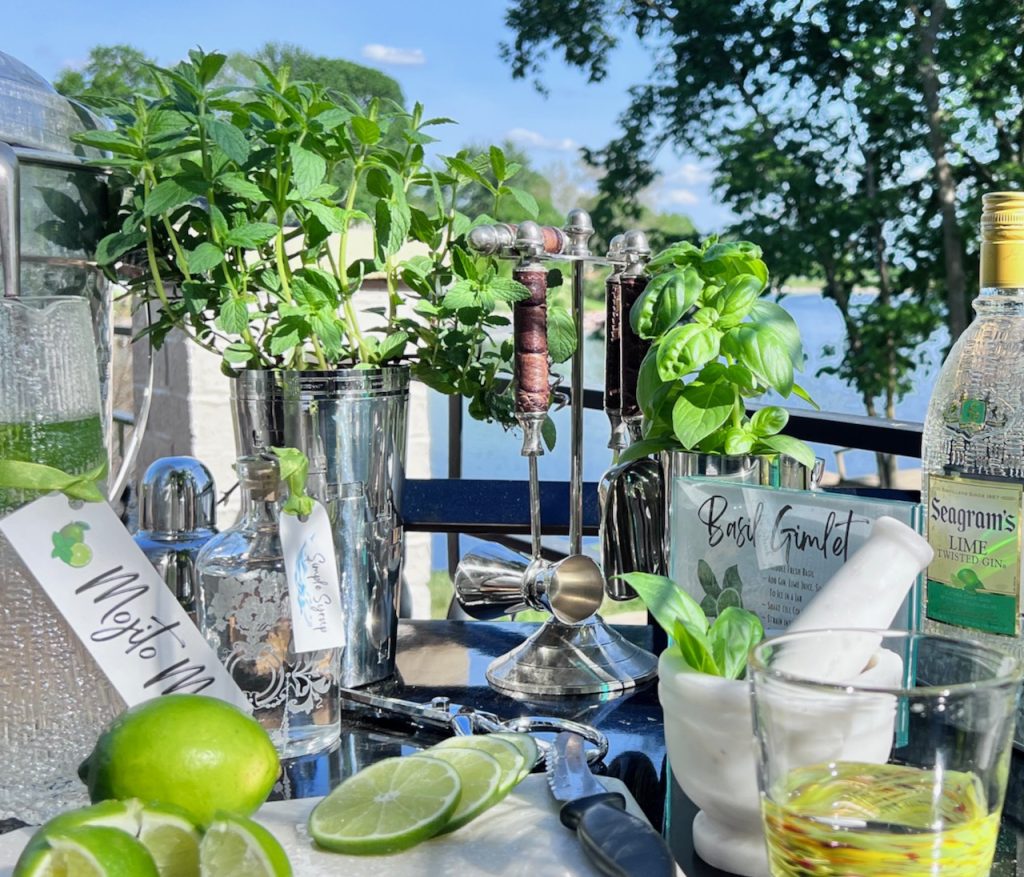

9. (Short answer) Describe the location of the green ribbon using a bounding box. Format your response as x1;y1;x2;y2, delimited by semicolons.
0;459;107;503
271;447;315;518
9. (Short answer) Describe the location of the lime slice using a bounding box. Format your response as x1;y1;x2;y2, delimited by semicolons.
139;804;201;877
308;755;461;854
15;826;159;877
199;812;291;877
433;736;527;795
413;747;504;833
488;733;540;782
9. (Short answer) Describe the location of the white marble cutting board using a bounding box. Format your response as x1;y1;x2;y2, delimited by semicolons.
0;775;685;876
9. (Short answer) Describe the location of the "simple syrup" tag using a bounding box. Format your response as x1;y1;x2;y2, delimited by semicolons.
279;499;346;653
0;492;249;710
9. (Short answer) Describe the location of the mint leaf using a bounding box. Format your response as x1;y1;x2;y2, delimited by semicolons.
186;242;224;274
224;222;278;248
290;144;326;198
206;118;249;165
547;306;577;364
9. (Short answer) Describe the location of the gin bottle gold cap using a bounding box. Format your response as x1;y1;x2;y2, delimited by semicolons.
981;191;1024;288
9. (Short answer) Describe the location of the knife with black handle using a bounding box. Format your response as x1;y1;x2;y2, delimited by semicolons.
546;732;676;876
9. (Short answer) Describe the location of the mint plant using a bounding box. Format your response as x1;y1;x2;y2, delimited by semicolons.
77;48;576;427
619;238;816;468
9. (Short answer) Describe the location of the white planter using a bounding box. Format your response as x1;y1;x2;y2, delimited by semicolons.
659;647;903;877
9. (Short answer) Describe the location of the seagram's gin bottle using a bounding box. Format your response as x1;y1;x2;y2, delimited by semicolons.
923;192;1024;732
196;455;340;758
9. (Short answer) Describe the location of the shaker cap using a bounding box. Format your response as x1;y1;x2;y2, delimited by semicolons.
138;456;217;535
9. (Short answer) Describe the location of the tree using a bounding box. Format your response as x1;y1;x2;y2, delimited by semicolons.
225;42;404;107
502;0;1024;484
54;44;158;100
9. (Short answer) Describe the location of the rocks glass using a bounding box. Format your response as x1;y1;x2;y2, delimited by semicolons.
750;629;1022;877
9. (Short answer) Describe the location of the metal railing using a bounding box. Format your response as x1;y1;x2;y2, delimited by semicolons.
422;393;924;577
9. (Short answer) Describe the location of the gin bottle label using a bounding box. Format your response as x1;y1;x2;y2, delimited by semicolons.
926;473;1023;636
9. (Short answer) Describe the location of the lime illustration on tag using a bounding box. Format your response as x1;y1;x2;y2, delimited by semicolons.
51;520;93;568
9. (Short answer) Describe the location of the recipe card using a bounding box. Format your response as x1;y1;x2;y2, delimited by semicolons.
667;479;923;631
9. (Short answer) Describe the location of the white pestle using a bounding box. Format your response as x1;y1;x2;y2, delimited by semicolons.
775;516;933;683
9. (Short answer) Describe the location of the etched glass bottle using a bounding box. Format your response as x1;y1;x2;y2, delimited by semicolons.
196;455;340;757
922;192;1024;736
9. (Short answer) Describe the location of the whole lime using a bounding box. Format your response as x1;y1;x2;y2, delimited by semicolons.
68;543;93;568
59;521;89;543
78;694;279;828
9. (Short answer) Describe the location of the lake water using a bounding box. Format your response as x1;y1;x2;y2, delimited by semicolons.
426;292;949;569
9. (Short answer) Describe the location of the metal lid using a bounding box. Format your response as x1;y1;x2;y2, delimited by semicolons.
0;52;103;154
138;456;217;535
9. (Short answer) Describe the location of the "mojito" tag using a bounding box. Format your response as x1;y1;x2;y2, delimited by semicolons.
0;492;249;710
279;499;346;653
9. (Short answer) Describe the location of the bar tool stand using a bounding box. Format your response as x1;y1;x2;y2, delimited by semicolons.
460;215;657;697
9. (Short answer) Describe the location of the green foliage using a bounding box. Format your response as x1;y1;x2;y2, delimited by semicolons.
618;572;764;679
500;0;1024;438
631;237;816;468
82;48;553;428
225;42;404;107
270;447;314;518
54;44;159;100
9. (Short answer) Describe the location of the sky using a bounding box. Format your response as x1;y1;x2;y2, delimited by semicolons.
2;0;733;232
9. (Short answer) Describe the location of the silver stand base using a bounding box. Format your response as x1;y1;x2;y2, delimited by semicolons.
486;615;658;697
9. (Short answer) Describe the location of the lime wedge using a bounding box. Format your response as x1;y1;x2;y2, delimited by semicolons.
488;732;540;782
433;735;527;795
413;747;504;833
139;804;201;877
200;812;291;877
308;755;461;854
24;798;143;853
15;826;159;877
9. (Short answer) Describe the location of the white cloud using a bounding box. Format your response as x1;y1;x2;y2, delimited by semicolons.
506;127;579;152
666;162;712;186
664;188;700;206
361;44;426;66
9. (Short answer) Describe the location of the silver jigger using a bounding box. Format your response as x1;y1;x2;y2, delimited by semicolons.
454;544;603;625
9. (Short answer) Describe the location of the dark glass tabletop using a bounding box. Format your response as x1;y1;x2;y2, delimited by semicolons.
281;619;1024;877
6;618;1023;876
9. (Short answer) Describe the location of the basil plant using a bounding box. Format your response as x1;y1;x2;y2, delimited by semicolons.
619;238;816;469
619;572;764;679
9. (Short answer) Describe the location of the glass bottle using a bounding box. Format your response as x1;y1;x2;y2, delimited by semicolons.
0;296;123;822
196;455;340;758
922;191;1024;737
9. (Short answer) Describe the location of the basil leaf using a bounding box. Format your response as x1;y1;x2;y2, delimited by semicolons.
672;381;735;449
729;324;794;396
708;606;764;680
754;434;818;470
616;436;677;465
750;406;789;437
673;619;721;675
616;572;709;640
656;323;720;381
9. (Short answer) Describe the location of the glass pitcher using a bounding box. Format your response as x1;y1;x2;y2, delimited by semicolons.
0;295;125;823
